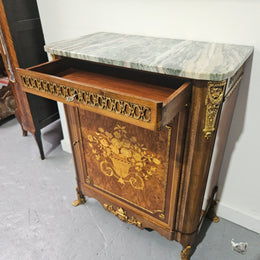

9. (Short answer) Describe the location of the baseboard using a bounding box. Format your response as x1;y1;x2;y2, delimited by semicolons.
57;102;72;154
61;139;72;154
217;202;260;234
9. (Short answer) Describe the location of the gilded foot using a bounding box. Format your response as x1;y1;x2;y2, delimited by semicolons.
72;187;86;207
211;215;220;223
181;246;192;260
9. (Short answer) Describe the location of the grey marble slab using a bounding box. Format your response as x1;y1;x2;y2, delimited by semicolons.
44;32;253;81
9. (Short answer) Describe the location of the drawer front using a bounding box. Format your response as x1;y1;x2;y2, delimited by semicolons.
17;59;191;131
17;67;161;130
70;108;188;229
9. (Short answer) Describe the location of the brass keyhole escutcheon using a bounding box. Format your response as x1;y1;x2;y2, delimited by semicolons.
73;140;79;146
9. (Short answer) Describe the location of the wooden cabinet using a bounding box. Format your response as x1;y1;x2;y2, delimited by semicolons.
0;54;15;122
0;0;59;159
16;32;253;259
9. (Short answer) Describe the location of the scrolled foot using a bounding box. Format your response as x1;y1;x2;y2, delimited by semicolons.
72;187;86;207
181;245;192;260
72;199;85;207
211;215;220;223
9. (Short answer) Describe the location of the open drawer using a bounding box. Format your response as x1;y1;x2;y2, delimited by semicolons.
17;58;191;130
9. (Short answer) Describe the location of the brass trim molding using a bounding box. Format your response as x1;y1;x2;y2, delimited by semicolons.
104;204;142;228
20;75;151;123
203;80;226;139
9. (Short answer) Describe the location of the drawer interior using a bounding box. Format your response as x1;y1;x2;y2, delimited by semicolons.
19;58;191;130
29;57;188;103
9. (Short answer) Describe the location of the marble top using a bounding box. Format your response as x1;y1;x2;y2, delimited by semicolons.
44;32;253;81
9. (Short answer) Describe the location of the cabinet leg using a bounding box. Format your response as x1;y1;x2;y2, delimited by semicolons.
206;200;219;223
72;187;86;207
34;130;45;160
181;245;192;260
18;122;27;136
22;128;28;136
15;109;27;136
201;186;219;223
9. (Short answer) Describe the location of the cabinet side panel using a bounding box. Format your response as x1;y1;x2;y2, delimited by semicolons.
175;80;226;246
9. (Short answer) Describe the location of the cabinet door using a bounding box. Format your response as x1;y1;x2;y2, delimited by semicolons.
66;104;188;233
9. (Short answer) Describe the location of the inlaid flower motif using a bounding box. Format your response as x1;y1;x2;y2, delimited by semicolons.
100;139;109;147
130;136;137;143
122;140;131;148
88;135;94;142
153;158;161;165
87;124;162;190
133;152;142;161
111;138;121;147
111;146;120;155
105;131;113;138
121;148;132;158
114;131;121;139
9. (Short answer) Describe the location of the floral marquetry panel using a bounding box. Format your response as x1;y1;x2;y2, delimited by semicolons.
78;110;178;216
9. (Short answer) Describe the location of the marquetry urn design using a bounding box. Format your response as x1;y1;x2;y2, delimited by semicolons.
87;124;161;190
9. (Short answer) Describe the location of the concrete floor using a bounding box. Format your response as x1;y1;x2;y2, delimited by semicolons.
0;118;259;260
